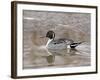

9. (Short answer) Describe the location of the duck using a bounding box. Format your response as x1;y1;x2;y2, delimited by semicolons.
42;30;83;50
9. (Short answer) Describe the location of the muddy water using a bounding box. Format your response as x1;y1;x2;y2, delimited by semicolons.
23;43;90;69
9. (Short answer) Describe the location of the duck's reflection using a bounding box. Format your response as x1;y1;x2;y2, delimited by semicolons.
45;48;80;65
46;55;55;66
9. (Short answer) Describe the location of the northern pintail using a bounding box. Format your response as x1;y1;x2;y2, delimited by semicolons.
42;30;83;50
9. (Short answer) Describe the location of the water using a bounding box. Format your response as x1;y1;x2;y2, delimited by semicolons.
23;43;90;69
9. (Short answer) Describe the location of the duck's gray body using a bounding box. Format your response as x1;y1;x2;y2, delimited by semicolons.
46;38;74;50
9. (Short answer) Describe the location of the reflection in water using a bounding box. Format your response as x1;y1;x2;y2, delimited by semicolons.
48;48;78;55
46;49;80;65
23;45;90;69
46;55;55;66
45;49;78;66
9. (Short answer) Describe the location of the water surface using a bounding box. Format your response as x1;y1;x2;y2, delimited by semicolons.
23;43;90;69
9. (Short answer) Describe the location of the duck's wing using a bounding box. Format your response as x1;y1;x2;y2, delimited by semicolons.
51;38;74;44
63;38;74;44
51;39;65;44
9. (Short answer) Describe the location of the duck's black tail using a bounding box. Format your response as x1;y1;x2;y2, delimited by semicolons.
70;41;85;48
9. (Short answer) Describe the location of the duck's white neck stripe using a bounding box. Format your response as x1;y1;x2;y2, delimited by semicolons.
46;39;53;48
